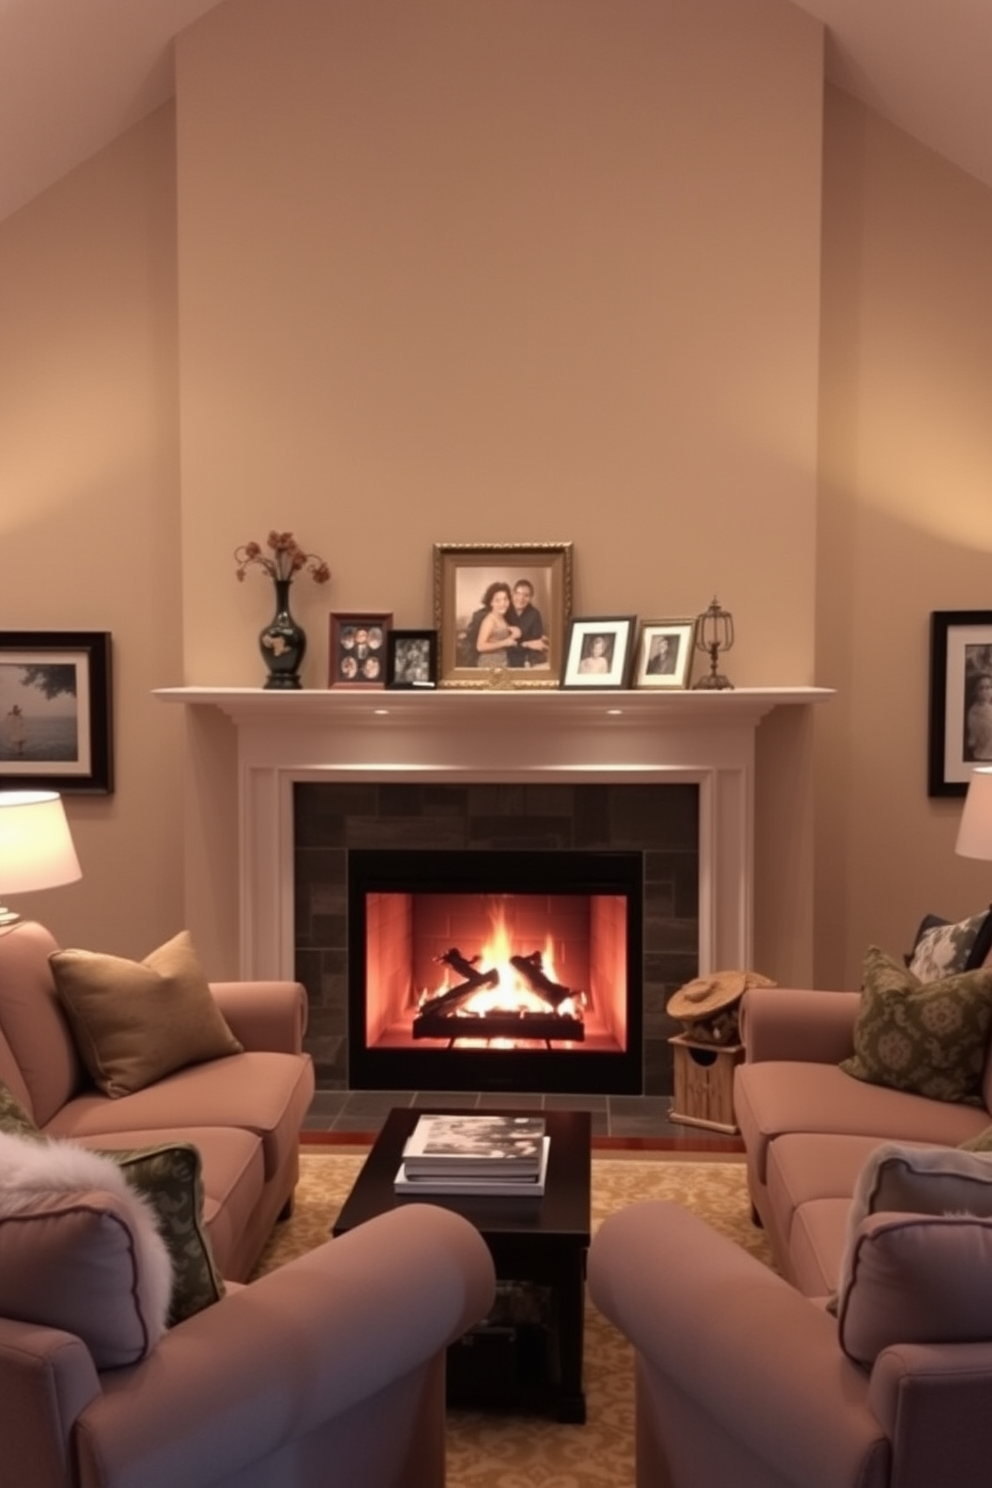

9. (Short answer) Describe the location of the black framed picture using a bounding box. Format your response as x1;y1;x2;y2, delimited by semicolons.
928;610;992;796
386;631;438;689
560;616;637;689
0;631;113;793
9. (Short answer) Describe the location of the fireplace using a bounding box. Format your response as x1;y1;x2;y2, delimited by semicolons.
155;687;828;1092
348;847;643;1094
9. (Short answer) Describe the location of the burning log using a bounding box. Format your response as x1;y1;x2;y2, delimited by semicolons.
509;952;583;1009
418;948;501;1017
412;1009;585;1044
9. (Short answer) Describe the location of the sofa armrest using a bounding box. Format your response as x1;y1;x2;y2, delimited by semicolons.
0;1319;101;1487
74;1204;495;1488
209;979;308;1053
867;1340;992;1488
739;986;860;1064
588;1201;888;1488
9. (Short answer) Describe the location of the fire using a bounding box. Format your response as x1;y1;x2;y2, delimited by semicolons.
418;900;585;1030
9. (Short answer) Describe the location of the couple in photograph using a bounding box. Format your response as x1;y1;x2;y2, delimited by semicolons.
468;579;548;670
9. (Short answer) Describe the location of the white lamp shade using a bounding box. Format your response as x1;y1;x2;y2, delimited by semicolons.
0;790;82;893
956;768;992;862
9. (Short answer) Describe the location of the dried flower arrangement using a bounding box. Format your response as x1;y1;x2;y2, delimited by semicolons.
234;531;330;584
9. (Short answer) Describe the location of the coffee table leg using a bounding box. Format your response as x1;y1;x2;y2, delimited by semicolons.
554;1248;587;1423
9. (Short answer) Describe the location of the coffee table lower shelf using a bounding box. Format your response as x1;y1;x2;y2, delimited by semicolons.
331;1107;592;1423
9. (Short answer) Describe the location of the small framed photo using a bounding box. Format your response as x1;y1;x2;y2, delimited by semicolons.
386;630;438;689
633;618;695;689
0;630;114;793
928;610;992;795
328;612;392;688
561;616;637;689
433;542;573;688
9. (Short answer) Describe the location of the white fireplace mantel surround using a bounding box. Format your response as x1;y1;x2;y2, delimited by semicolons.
156;687;832;981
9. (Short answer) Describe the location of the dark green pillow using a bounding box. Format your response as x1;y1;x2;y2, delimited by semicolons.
99;1142;226;1325
0;1080;42;1139
840;946;992;1106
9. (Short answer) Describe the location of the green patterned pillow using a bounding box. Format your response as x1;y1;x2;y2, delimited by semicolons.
840;947;992;1106
99;1142;226;1325
0;1080;42;1139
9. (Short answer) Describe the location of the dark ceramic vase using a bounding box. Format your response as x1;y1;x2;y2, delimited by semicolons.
259;578;306;689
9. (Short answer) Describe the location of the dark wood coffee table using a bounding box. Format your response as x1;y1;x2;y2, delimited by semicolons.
332;1106;592;1422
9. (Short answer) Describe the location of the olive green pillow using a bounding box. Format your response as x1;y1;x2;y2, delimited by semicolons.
50;931;243;1099
0;1079;42;1139
100;1142;226;1325
840;946;992;1106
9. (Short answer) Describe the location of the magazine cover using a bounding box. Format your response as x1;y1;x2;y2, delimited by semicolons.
401;1113;546;1174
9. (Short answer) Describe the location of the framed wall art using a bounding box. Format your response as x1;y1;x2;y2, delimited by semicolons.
433;542;573;688
928;609;992;796
386;630;438;689
633;618;695;689
561;616;637;689
0;631;113;793
328;612;392;688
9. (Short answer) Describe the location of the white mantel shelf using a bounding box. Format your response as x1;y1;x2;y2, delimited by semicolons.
156;685;831;979
156;685;831;726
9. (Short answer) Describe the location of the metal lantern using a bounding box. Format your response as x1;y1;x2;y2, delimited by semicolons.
693;597;735;690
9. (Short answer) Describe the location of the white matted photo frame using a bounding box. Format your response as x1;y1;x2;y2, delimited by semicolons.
328;612;392;688
633;618;695;690
561;616;637;690
928;609;992;796
0;630;113;793
433;542;573;688
386;630;438;689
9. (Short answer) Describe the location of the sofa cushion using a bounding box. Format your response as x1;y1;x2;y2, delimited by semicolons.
839;946;992;1105
909;907;992;982
0;1130;172;1367
50;931;244;1098
0;1079;41;1138
99;1142;227;1324
837;1211;992;1366
846;1139;992;1228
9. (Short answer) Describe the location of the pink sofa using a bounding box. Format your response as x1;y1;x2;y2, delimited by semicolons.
587;970;992;1488
0;920;498;1488
734;983;992;1297
0;920;316;1281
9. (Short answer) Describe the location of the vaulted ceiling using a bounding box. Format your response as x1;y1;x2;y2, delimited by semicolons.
1;0;991;225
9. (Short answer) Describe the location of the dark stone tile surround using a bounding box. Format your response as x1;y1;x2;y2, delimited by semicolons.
293;782;699;1095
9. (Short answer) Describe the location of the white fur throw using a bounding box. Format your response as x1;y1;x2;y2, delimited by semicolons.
0;1129;173;1364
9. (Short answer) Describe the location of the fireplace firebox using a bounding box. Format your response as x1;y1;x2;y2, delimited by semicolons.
348;849;643;1094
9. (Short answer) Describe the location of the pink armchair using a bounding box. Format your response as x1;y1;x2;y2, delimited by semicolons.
3;1201;496;1488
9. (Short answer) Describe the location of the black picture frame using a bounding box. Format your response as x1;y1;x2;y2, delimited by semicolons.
928;609;992;796
0;630;113;793
385;630;438;689
560;616;637;689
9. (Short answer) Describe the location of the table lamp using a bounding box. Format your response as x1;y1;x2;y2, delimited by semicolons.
0;790;82;926
956;767;992;862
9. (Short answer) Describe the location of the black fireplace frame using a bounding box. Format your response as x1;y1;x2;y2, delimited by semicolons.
347;847;644;1095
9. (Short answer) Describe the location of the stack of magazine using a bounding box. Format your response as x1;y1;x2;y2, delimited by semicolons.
393;1113;549;1196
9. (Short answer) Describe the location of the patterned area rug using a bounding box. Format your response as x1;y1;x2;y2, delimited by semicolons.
252;1151;774;1488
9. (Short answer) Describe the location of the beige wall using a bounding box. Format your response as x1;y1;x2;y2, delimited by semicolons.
172;0;824;975
816;89;992;988
2;0;990;996
0;107;185;957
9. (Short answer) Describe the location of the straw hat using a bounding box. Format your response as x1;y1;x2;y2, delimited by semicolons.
667;970;776;1024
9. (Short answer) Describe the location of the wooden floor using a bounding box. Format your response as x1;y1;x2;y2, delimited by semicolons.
302;1087;744;1152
